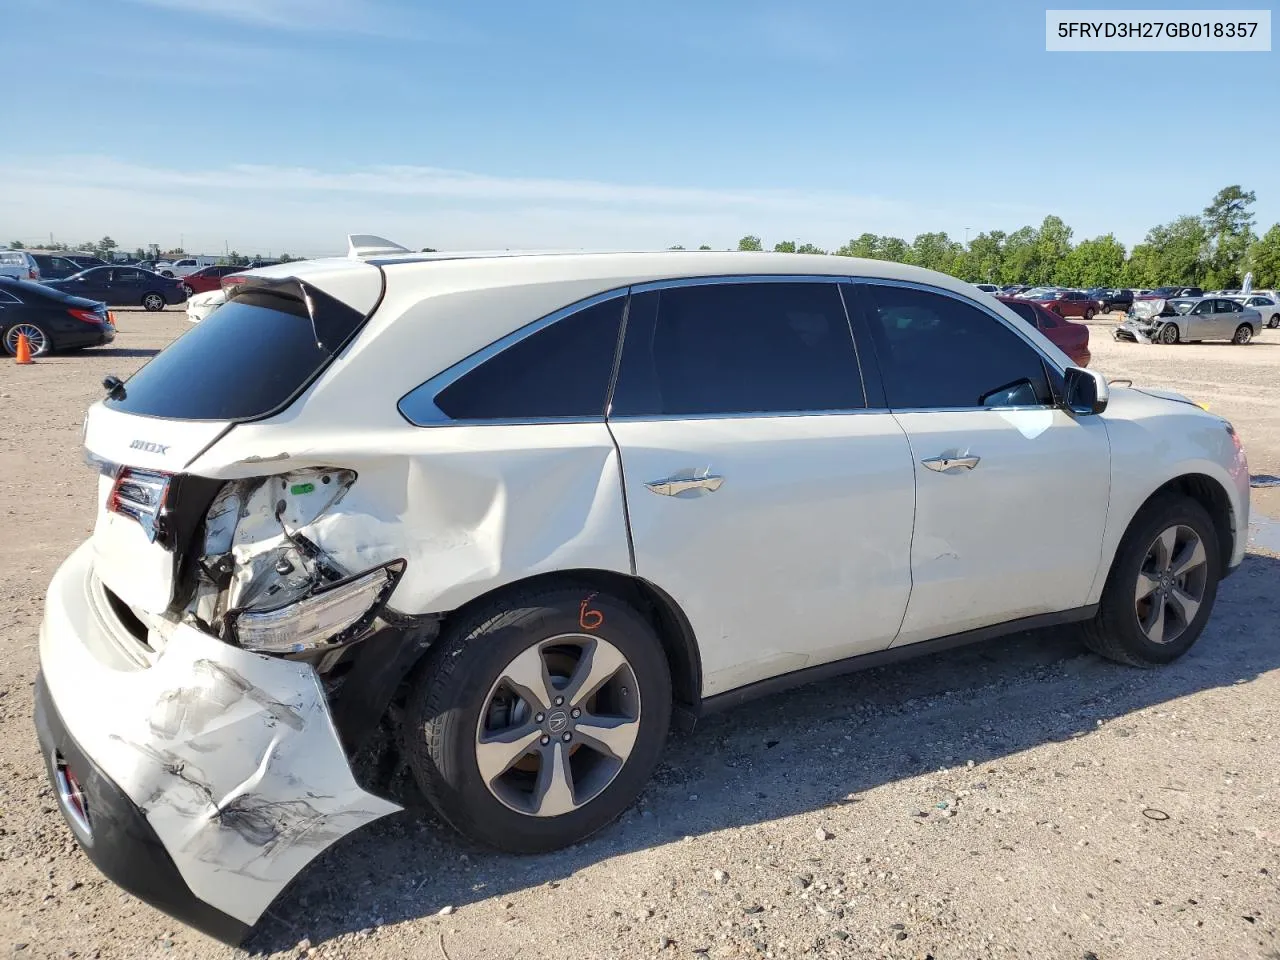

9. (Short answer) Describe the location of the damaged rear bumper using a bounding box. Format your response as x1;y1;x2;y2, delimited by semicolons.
34;542;401;944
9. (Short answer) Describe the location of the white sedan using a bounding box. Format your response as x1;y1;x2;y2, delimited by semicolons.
1232;294;1280;328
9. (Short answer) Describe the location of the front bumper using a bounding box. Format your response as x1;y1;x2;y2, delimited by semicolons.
1113;320;1156;343
34;542;401;943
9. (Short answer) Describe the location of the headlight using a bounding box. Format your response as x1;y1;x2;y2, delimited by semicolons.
231;560;404;654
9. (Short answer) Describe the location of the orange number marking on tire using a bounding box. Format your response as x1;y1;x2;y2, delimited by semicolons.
579;593;604;631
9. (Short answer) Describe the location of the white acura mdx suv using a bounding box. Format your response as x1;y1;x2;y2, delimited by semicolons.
35;239;1250;943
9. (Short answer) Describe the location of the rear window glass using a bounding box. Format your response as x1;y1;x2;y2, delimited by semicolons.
105;281;368;421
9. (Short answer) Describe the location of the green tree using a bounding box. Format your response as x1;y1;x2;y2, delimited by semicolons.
1248;224;1280;287
909;231;962;273
98;236;118;256
878;237;910;264
1032;215;1073;284
1202;185;1256;288
1056;233;1126;287
966;230;1007;283
697;244;712;250
9;240;24;250
1000;226;1038;284
835;233;881;258
132;247;146;261
795;242;826;255
736;235;762;251
279;253;294;263
1140;215;1208;285
773;240;796;253
668;245;685;250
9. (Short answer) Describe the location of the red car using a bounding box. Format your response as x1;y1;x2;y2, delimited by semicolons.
997;296;1091;367
1025;289;1099;320
180;264;247;295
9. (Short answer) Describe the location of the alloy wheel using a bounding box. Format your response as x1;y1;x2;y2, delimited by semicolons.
5;323;49;356
1234;325;1252;344
143;294;163;311
1134;524;1208;645
476;634;641;817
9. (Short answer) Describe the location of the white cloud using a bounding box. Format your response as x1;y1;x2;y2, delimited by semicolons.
0;155;1044;257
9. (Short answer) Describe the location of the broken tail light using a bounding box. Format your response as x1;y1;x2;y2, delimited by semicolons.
67;308;103;325
229;559;405;654
108;468;172;543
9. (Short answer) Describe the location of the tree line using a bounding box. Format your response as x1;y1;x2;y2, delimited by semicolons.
7;236;294;265
677;185;1280;289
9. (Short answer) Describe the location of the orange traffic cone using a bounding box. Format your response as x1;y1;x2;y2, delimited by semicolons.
15;332;33;365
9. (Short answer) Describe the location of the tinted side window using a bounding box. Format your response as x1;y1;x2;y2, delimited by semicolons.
430;296;625;421
115;269;143;282
1004;300;1038;328
858;284;1051;409
610;281;864;417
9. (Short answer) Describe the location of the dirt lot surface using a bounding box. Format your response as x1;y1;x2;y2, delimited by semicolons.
1;308;1278;960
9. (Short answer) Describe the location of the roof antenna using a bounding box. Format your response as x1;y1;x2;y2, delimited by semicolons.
347;234;411;259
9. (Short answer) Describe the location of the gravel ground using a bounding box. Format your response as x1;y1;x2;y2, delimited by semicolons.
1;308;1278;960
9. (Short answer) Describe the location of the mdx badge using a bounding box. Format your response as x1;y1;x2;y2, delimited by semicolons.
129;440;170;455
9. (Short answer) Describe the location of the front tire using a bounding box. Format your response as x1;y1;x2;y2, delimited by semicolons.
1159;323;1180;344
142;292;165;311
404;584;672;853
1268;315;1279;329
1083;494;1220;667
1233;324;1253;344
1084;307;1096;321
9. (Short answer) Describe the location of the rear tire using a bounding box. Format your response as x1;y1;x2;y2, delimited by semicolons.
142;292;165;312
1233;324;1253;345
1084;307;1096;321
3;321;52;356
1083;494;1220;667
1268;315;1279;329
403;583;672;853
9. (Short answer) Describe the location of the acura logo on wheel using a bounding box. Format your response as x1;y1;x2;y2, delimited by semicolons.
547;711;569;733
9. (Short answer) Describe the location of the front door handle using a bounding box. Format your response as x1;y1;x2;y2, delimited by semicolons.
645;473;725;497
921;455;980;473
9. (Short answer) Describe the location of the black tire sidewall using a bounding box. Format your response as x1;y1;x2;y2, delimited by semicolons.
407;587;672;852
142;293;163;311
1101;496;1221;665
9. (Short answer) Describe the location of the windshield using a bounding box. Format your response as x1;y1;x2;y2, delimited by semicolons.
104;279;370;421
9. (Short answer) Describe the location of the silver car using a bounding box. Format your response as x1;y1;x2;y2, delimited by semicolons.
1115;296;1263;344
1231;294;1280;329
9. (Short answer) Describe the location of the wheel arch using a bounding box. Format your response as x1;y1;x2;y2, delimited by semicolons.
1131;473;1236;572
434;568;703;725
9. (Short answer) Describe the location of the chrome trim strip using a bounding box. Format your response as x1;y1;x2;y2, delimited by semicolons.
630;274;853;293
397;287;630;426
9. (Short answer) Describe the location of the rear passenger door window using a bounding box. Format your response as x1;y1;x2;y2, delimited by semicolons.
854;283;1052;409
610;281;864;417
405;294;626;423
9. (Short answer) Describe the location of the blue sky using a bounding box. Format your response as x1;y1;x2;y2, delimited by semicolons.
2;0;1276;256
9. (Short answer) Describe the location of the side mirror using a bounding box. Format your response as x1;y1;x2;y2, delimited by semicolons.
1064;366;1108;416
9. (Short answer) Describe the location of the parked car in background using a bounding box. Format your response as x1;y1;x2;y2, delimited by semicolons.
1139;286;1203;300
30;253;86;281
997;295;1091;366
1116;296;1263;344
973;283;999;294
1027;289;1098;320
0;276;114;356
155;256;219;278
1086;288;1134;313
1231;294;1280;328
43;266;186;311
185;287;226;323
0;250;41;281
63;254;108;271
37;244;1251;945
181;264;248;295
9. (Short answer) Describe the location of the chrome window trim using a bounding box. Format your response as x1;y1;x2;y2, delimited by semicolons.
630;273;855;293
0;289;21;304
397;287;630;427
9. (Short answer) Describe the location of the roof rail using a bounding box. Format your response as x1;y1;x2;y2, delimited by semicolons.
347;234;411;259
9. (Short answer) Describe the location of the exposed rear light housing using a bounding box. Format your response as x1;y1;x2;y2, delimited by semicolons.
221;274;248;292
67;308;102;325
108;468;172;543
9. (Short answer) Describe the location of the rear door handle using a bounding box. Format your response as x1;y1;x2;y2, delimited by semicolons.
645;473;724;497
921;455;980;473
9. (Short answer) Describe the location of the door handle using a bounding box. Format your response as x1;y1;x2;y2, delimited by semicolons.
921;455;980;473
645;473;724;497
